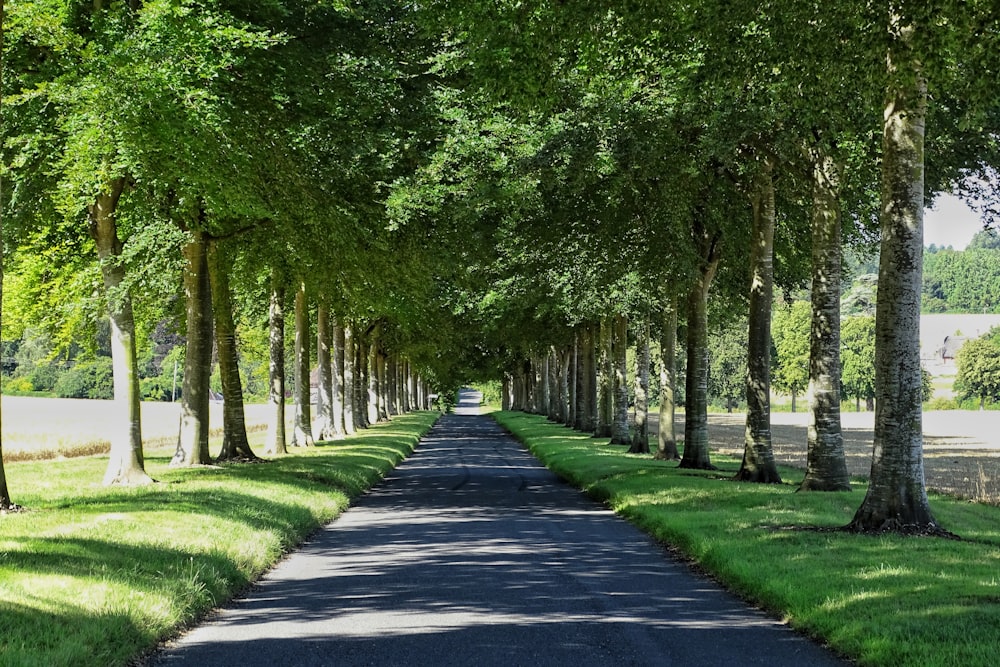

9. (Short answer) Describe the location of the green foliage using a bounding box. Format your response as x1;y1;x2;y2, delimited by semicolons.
955;328;1000;407
841;315;876;406
771;300;811;399
923;247;1000;313
707;321;745;410
53;358;114;400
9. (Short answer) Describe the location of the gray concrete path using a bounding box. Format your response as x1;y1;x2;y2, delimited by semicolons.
149;390;848;666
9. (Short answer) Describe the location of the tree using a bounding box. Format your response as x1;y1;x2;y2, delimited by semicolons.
264;270;287;455
800;152;851;492
771;301;811;412
707;320;746;415
654;298;680;461
207;238;257;462
840;315;876;412
0;0;15;511
848;7;939;534
955;329;1000;408
736;161;781;483
629;314;651;454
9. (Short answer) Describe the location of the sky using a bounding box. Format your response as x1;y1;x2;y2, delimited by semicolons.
924;193;984;250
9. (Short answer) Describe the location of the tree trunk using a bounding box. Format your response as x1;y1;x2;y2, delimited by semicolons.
558;346;571;424
314;302;338;440
848;22;940;534
172;229;213;466
264;273;287;455
737;162;782;483
655;298;680;461
629;314;651;454
89;180;153;485
292;281;314;446
342;323;356;434
679;223;721;471
547;348;559;420
596;318;614;437
332;316;346;432
611;314;630;445
367;331;380;425
801;150;851;492
573;326;587;430
0;0;15;511
207;239;257;462
377;348;389;421
355;328;369;428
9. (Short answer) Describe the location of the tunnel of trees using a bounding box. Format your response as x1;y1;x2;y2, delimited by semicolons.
3;1;1000;535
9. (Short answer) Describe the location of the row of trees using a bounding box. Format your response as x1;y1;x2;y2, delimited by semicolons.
924;235;1000;313
4;2;1000;537
1;1;455;508
401;1;1000;535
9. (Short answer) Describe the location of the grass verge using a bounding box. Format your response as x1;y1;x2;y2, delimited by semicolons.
493;410;1000;667
0;411;439;667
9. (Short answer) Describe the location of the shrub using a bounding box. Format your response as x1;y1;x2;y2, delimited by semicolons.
3;376;34;394
54;358;114;400
924;396;958;411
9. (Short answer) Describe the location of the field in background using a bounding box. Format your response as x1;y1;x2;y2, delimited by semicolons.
1;396;278;461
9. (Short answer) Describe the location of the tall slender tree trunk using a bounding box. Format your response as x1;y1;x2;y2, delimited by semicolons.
367;330;380;425
573;326;586;430
630;314;651;454
801;150;851;492
172;229;213;466
314;301;338;440
596;318;614;437
567;334;577;427
0;4;13;511
611;314;630;445
849;18;940;534
207;239;256;461
264;272;287;455
333;318;347;432
342;323;356;434
355;328;369;428
292;281;314;446
680;224;721;471
547;348;559;420
737;162;782;483
377;348;389;422
655;298;680;461
89;180;153;485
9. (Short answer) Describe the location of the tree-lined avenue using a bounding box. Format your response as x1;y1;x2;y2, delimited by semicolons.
149;390;845;666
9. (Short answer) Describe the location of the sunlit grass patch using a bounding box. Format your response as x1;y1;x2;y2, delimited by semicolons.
0;411;438;667
494;410;1000;667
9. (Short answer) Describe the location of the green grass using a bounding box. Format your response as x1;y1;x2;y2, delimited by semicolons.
0;411;439;667
493;410;1000;667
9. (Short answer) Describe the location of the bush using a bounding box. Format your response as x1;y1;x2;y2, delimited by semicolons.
28;363;61;392
141;376;174;402
924;396;958;411
54;358;114;400
3;376;34;394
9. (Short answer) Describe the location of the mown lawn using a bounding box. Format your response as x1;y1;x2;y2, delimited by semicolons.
0;411;439;667
493;410;1000;667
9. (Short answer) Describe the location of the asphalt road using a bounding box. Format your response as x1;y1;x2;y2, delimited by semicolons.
149;391;847;667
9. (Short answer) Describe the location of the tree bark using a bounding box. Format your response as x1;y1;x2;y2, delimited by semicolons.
355;328;370;428
655;299;680;461
611;314;630;445
0;2;12;510
333;318;347;431
848;18;940;533
89;180;153;485
596;318;614;437
342;323;356;434
314;301;338;440
630;314;651;454
264;272;287;455
568;334;577;427
172;229;213;466
291;281;314;446
801;150;851;492
679;220;721;471
207;239;256;462
737;162;782;483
